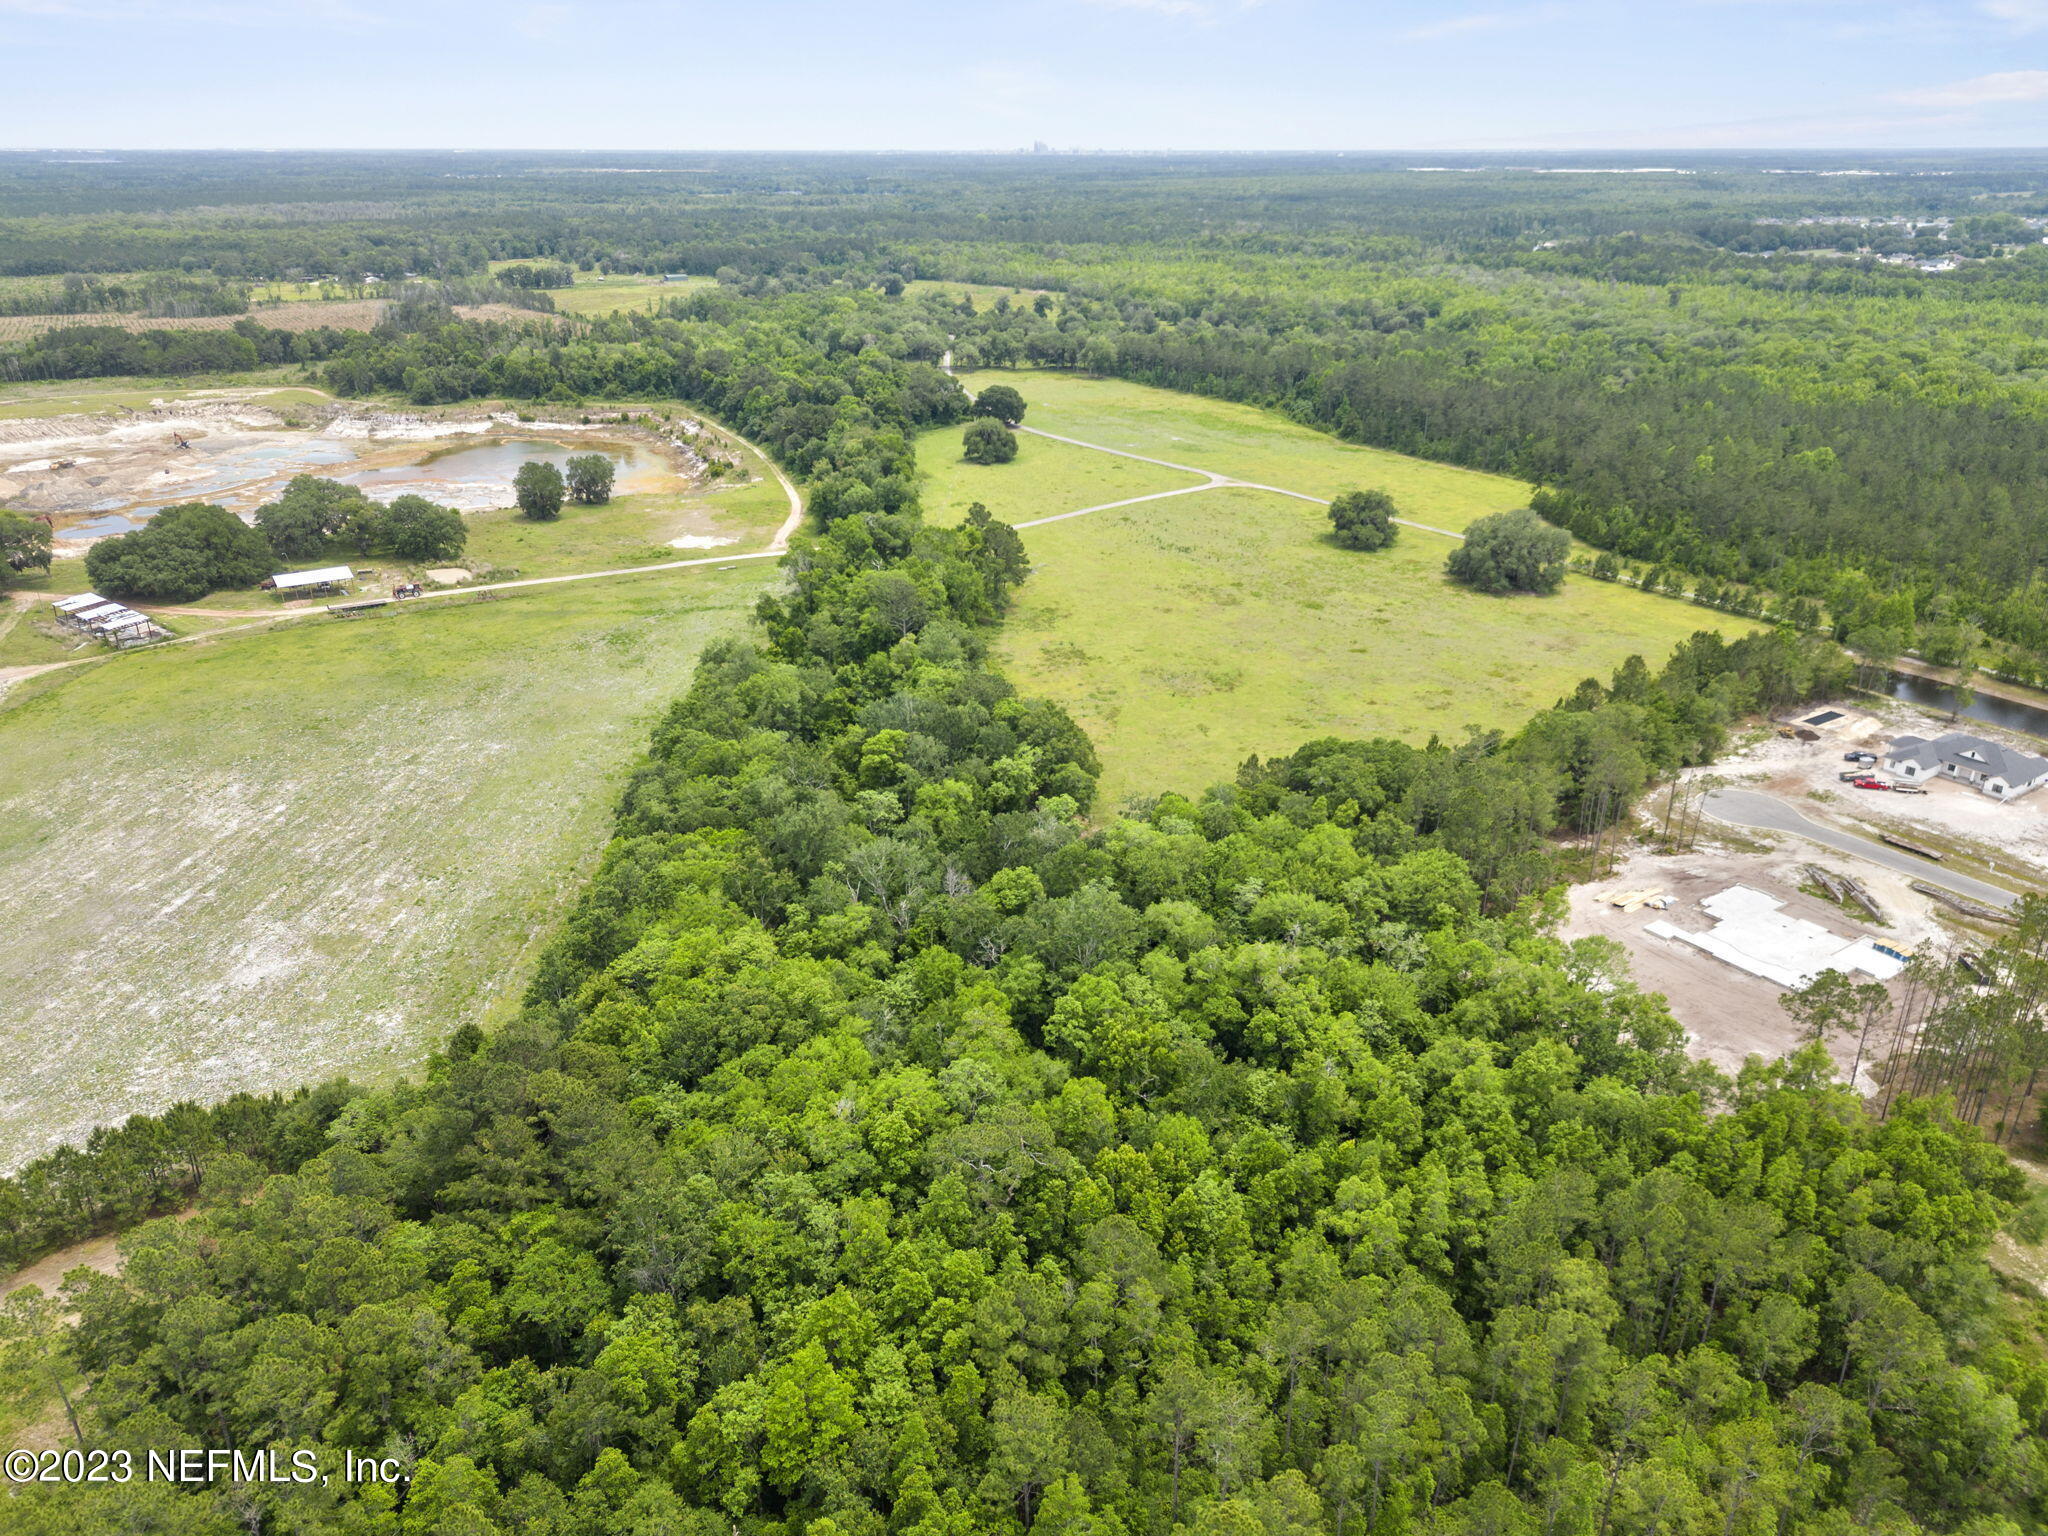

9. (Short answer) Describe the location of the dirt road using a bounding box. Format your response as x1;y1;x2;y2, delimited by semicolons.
1704;788;2021;908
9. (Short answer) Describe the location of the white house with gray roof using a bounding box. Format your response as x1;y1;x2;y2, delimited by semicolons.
1881;731;2048;801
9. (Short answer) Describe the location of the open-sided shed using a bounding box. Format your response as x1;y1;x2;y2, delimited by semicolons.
264;565;355;595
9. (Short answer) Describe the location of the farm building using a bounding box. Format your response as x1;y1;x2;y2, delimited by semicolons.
263;565;354;595
50;592;166;648
1881;731;2048;801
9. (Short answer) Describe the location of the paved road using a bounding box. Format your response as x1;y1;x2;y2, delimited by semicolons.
1018;425;1468;542
1704;788;2025;909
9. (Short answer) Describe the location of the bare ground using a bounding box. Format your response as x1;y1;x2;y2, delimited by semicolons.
0;399;703;534
1562;838;1943;1088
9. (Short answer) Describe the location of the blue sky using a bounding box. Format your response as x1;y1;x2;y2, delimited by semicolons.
1;0;2043;151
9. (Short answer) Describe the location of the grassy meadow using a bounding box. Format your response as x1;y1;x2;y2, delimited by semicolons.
950;369;1533;530
923;423;1204;527
921;373;1756;808
456;435;792;577
0;568;762;1172
460;480;784;576
906;280;1054;313
550;274;710;318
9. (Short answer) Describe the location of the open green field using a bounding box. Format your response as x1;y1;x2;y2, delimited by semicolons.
0;600;98;668
551;274;710;318
920;374;1755;807
906;280;1054;314
922;423;1202;527
949;369;1532;529
0;568;763;1172
1005;487;1754;807
461;469;790;576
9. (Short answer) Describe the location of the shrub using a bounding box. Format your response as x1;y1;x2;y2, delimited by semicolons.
1328;488;1398;552
971;384;1027;425
1445;508;1572;595
963;418;1019;465
565;453;615;505
254;475;373;563
0;510;52;586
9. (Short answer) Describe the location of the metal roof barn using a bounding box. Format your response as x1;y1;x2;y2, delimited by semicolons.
266;565;355;591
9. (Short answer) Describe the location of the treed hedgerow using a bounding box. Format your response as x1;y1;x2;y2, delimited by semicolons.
2;286;2041;1536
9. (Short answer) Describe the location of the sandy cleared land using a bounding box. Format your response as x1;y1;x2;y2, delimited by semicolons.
0;398;708;535
1562;697;2048;1092
0;1231;124;1303
0;569;763;1173
1562;841;1938;1087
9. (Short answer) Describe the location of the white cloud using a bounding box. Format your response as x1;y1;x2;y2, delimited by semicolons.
1897;69;2048;106
1981;0;2048;31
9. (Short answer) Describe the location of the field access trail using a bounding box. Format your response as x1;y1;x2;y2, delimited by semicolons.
1704;787;2019;908
1015;425;1468;542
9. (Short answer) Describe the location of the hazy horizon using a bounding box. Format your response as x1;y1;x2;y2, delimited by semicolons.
2;0;2044;154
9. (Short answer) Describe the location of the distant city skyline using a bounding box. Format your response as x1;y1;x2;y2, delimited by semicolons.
1;0;2044;152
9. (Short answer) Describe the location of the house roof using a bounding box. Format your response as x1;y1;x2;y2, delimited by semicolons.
1886;731;2048;784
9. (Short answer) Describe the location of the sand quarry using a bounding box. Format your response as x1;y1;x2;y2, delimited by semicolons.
0;393;730;548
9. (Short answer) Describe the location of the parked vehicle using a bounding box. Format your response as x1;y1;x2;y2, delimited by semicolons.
1891;783;1928;795
1842;751;1876;763
1851;777;1890;790
1838;770;1867;782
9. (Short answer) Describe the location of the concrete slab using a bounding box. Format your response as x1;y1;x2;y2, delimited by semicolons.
1653;884;1905;989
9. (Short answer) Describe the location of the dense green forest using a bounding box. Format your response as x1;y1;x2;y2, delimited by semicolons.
3;263;2044;1534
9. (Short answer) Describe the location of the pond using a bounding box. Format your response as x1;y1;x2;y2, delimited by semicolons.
1884;671;2048;743
51;433;675;541
340;437;673;502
